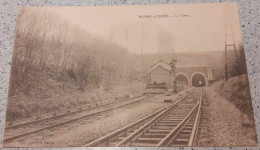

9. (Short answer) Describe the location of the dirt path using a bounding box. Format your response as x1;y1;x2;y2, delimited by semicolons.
196;87;257;146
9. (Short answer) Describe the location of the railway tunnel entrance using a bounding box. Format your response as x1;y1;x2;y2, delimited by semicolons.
175;74;189;91
149;59;213;88
192;73;206;87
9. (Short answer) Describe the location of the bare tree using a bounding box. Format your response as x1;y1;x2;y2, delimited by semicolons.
49;19;67;73
9;8;46;96
75;54;94;92
92;60;103;88
9;7;137;97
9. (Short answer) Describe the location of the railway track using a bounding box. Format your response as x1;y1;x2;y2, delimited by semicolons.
5;94;144;129
85;88;203;147
3;94;156;143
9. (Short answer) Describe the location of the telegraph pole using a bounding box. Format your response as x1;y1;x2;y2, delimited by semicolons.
224;3;238;80
224;3;228;81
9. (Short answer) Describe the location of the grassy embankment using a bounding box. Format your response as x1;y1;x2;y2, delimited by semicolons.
212;74;256;122
6;76;145;122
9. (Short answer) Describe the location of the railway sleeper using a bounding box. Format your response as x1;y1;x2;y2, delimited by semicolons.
150;126;174;130
183;124;194;127
148;129;171;134
172;138;189;145
188;118;196;121
135;137;162;144
180;129;192;134
188;120;195;124
165;117;187;120
109;137;124;143
130;142;157;147
142;133;167;138
167;113;186;116
108;141;121;146
165;115;187;118
156;123;178;126
170;144;187;147
168;112;190;115
185;123;195;128
158;120;180;123
177;133;191;139
160;119;183;121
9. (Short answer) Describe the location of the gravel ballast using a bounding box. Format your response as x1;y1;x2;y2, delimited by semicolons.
196;87;257;146
5;93;183;147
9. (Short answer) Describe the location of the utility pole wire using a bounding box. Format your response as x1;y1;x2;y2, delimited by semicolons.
224;3;228;81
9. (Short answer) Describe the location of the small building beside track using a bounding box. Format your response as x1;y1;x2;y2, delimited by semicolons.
150;60;172;86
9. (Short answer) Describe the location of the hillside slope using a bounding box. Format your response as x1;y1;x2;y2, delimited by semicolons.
212;74;255;121
6;75;145;122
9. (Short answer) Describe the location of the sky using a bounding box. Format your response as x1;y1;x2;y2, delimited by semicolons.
45;2;242;54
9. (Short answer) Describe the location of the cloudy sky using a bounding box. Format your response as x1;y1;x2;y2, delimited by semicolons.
49;2;242;54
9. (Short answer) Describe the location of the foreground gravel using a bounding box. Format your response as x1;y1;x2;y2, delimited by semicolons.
196;87;258;146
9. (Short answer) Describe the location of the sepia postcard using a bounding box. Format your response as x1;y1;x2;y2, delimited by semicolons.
3;2;258;147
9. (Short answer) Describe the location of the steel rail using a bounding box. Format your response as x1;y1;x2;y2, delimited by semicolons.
156;101;199;146
4;95;155;143
156;88;203;146
115;90;193;146
5;95;145;130
85;104;168;147
85;90;194;147
188;89;203;146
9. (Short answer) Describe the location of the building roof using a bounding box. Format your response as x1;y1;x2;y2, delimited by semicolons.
150;59;169;67
150;65;171;73
150;60;172;72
